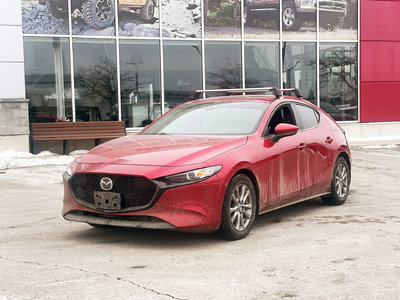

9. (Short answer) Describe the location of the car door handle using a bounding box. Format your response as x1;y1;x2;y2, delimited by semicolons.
298;143;306;150
325;137;333;144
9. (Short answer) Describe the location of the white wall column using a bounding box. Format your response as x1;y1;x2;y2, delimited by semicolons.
0;0;29;152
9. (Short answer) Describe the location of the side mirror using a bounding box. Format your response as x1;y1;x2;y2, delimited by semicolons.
270;123;298;143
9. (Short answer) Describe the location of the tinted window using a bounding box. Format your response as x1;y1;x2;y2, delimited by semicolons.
119;40;161;128
283;43;317;105
164;41;202;110
73;38;117;122
142;101;269;135
296;104;319;129
205;41;242;89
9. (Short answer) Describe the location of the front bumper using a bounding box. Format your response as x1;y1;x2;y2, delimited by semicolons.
62;172;225;232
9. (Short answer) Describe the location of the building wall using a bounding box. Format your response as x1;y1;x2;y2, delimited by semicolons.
360;0;400;123
0;0;29;152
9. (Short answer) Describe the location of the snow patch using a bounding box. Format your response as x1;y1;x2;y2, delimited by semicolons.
69;150;89;155
361;144;399;149
37;151;58;156
347;135;400;145
0;150;34;158
0;150;74;170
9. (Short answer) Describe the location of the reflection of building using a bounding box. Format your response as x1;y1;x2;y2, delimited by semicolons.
1;0;400;153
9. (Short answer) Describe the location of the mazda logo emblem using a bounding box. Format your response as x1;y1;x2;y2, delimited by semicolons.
100;177;113;191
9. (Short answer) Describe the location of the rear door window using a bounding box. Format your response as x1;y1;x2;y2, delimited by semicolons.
295;104;320;130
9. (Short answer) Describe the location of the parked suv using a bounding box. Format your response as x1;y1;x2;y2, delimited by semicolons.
40;0;156;30
244;0;347;31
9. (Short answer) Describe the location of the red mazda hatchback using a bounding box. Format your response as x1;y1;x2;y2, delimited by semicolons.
63;88;351;240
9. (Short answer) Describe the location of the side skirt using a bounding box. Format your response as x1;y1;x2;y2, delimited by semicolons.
258;192;330;215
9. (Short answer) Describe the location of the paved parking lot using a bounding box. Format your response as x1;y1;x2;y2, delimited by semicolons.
0;146;400;299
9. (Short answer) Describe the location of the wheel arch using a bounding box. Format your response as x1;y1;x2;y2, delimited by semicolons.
230;168;260;216
338;151;351;172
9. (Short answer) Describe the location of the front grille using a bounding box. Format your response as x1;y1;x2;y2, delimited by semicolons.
320;0;347;10
69;173;157;210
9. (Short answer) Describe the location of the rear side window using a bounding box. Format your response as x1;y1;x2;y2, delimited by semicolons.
295;104;320;130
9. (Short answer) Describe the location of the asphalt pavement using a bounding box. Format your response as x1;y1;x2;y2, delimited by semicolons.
0;146;400;299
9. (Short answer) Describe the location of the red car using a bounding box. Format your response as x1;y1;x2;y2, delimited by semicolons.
63;88;351;240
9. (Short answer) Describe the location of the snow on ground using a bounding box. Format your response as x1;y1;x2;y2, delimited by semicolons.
360;144;399;149
0;150;75;171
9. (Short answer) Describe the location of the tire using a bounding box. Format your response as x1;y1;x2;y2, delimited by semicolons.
82;0;115;30
322;156;350;206
243;5;253;26
89;223;112;228
282;1;302;31
219;174;257;240
46;1;68;19
140;0;155;22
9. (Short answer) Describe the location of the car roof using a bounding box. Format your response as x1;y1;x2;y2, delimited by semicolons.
190;94;307;105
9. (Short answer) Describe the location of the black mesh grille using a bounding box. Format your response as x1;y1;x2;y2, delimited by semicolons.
69;174;157;210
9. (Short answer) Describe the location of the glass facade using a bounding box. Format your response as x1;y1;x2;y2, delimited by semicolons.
22;0;359;128
24;37;72;123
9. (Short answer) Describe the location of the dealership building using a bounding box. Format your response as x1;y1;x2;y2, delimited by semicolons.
0;0;399;153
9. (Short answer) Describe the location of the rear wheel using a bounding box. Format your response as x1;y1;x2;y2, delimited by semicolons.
140;0;155;22
82;0;115;30
219;174;257;240
46;1;68;19
243;5;253;26
322;156;350;205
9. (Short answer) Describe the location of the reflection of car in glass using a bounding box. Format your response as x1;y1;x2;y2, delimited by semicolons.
40;0;155;30
320;101;356;121
244;0;347;31
63;88;352;240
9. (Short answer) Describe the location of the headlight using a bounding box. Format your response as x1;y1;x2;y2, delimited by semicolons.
65;159;78;177
164;165;222;184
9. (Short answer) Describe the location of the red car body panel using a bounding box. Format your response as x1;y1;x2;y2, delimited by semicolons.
62;96;351;232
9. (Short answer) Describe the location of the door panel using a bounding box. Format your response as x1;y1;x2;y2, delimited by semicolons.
258;103;308;211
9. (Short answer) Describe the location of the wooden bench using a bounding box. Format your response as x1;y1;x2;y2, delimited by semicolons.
31;121;126;154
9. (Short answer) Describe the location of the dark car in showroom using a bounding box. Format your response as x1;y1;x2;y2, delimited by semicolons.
63;87;351;240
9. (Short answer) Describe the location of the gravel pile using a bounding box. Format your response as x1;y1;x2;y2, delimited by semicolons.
118;12;161;37
22;3;69;34
162;0;201;38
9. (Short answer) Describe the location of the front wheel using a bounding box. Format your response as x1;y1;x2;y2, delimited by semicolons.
322;156;350;205
282;1;302;31
219;174;257;240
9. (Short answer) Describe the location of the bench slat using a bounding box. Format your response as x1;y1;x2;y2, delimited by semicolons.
31;121;127;154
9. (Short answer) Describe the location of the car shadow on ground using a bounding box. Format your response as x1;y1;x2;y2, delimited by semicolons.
66;197;326;247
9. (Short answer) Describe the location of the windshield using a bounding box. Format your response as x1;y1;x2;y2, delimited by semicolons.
142;101;270;135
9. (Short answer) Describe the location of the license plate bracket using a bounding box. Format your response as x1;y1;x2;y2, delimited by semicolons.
94;191;121;210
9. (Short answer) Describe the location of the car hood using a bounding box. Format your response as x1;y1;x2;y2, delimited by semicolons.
76;135;248;167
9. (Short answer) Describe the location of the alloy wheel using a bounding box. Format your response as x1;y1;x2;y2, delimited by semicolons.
335;162;348;198
230;184;253;231
283;7;295;27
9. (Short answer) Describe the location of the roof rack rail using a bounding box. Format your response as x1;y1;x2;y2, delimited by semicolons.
194;87;303;99
281;88;303;98
194;87;283;98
